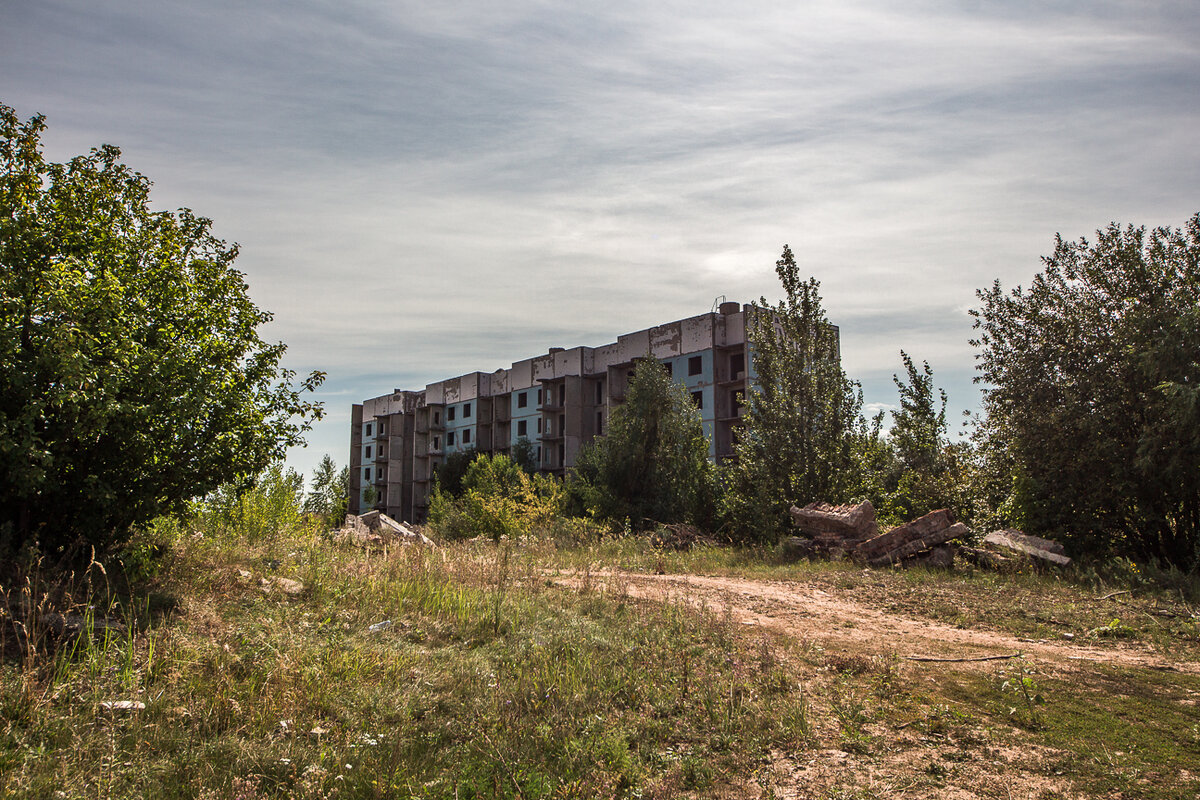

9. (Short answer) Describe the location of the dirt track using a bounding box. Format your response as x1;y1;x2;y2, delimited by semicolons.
562;570;1200;675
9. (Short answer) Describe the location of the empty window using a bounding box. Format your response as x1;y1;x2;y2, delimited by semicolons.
596;411;603;433
463;429;471;444
518;392;528;408
596;382;604;403
364;467;371;481
448;406;456;421
463;402;471;417
433;436;440;450
537;389;543;405
365;446;372;458
558;385;565;405
433;411;440;424
691;391;703;409
517;420;527;436
365;423;373;437
447;431;455;446
730;352;745;375
663;362;673;377
537;418;542;434
688;355;702;376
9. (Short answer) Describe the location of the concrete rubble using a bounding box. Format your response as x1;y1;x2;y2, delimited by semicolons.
784;500;879;560
982;529;1072;568
786;502;1069;571
333;511;435;548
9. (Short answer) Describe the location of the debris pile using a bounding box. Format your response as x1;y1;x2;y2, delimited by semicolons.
784;500;879;559
333;511;435;547
853;509;968;568
786;501;1069;571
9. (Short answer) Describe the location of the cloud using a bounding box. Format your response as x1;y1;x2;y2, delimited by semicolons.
3;0;1198;482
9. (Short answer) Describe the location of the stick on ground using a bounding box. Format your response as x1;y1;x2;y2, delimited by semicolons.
904;652;1022;663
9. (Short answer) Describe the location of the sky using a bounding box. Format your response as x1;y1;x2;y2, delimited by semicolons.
3;0;1198;484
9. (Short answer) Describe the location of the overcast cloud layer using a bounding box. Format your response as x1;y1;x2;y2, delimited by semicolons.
3;0;1198;481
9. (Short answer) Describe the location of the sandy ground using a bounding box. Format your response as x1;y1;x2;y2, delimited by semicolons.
565;570;1199;675
553;569;1200;799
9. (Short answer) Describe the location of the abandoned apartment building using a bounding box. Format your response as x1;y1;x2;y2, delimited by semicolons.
349;301;838;523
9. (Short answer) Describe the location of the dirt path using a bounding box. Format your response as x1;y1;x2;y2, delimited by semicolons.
562;570;1200;675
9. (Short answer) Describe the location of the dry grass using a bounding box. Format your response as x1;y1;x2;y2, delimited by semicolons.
4;523;1200;799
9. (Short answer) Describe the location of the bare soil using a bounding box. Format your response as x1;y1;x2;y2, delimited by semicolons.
573;571;1200;675
556;569;1200;799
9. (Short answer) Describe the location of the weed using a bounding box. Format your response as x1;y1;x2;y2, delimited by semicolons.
996;661;1046;730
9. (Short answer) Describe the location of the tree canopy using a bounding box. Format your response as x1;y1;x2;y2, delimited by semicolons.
972;216;1200;567
574;356;713;529
723;245;865;540
0;103;324;555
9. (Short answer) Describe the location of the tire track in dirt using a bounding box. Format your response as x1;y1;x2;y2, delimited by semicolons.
561;571;1200;674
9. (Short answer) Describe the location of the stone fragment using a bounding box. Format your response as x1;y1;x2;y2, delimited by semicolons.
854;510;960;565
983;529;1071;568
100;700;145;712
789;500;878;541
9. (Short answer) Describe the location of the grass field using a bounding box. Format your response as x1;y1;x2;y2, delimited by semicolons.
3;524;1199;799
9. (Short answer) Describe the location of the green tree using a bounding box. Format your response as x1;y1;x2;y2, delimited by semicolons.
972;216;1200;567
510;436;538;474
428;453;562;541
433;447;477;497
890;352;947;475
304;454;349;527
882;352;969;522
574;357;713;530
724;245;865;540
0;103;324;556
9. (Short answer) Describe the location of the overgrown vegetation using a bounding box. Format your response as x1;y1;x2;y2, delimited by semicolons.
0;102;324;558
972;216;1200;568
572;357;714;531
722;245;867;541
5;488;1200;799
428;453;567;541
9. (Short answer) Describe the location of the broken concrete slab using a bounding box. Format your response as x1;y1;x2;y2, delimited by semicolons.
862;522;969;567
853;509;958;564
789;500;878;542
958;546;1016;570
898;544;956;570
335;512;435;547
983;529;1071;568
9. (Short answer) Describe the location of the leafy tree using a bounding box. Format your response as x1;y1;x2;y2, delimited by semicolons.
723;245;865;540
972;216;1200;567
428;453;562;541
197;463;307;544
573;356;713;530
304;454;349;527
881;352;971;522
510;436;538;474
890;352;948;475
0;103;324;556
433;447;477;497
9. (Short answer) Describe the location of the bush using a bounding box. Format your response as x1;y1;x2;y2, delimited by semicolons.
428;453;564;541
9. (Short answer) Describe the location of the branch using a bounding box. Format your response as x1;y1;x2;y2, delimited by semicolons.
904;652;1022;663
